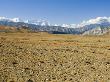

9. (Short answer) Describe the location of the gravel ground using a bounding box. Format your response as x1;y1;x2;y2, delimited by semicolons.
0;33;110;82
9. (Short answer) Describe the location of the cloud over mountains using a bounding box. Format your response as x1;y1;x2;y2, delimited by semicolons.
0;16;110;28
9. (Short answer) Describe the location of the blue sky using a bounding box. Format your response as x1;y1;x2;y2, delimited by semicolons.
0;0;110;24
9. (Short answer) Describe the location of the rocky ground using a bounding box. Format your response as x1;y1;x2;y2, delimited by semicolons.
0;32;110;82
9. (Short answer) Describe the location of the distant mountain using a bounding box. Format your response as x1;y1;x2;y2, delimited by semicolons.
0;17;50;26
0;17;23;22
0;17;81;34
0;25;16;32
0;16;110;35
82;26;110;35
81;17;110;35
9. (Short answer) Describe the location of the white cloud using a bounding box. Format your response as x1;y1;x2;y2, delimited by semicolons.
61;24;77;28
61;17;110;28
79;17;110;27
0;17;22;22
0;16;110;28
10;18;22;22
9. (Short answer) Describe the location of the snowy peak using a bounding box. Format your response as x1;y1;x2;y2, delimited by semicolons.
11;18;22;22
0;17;22;22
0;16;110;35
79;17;110;27
60;17;110;28
61;24;77;28
1;16;110;28
1;16;110;27
0;17;50;26
25;20;50;26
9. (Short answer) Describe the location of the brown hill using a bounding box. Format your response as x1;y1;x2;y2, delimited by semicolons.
0;25;29;33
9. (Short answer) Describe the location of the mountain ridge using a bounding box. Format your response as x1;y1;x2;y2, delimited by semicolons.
0;16;110;35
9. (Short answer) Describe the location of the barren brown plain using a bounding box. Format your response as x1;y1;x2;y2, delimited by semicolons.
0;32;110;82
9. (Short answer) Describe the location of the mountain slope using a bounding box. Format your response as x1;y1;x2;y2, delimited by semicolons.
0;25;17;32
83;26;110;35
0;25;30;33
0;20;81;34
1;17;110;35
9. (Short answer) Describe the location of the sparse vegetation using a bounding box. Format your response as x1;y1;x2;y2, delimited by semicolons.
0;32;110;82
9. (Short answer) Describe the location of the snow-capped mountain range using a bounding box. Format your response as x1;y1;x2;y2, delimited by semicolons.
0;17;22;22
0;16;110;35
0;16;110;28
61;17;110;28
0;17;50;26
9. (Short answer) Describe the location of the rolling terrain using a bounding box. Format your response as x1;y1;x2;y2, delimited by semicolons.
0;32;110;82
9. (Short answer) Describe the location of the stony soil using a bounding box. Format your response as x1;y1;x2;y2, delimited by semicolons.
0;33;110;82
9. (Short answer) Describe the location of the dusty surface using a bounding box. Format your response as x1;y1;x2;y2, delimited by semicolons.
0;33;110;82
